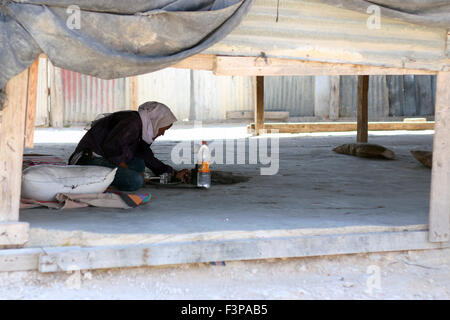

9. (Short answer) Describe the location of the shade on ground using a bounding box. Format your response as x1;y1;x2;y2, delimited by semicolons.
20;127;433;247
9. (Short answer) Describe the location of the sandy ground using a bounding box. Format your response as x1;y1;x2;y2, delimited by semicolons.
2;125;448;300
1;248;449;300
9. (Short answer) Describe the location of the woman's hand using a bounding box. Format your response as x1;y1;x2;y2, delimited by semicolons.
119;161;128;169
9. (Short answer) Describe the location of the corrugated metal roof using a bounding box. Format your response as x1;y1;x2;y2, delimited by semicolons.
206;0;449;71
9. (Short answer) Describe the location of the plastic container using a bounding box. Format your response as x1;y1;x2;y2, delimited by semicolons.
197;141;211;188
160;172;170;184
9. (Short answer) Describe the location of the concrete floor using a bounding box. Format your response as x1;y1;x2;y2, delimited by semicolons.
20;126;434;248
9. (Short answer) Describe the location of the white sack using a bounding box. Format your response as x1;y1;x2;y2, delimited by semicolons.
21;165;117;201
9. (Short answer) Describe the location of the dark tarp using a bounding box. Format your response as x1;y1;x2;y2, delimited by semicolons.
0;0;254;106
323;0;450;29
1;0;449;108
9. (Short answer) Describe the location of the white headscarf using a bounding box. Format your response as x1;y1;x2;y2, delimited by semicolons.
138;101;177;144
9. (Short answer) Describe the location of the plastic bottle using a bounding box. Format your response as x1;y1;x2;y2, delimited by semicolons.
197;141;211;188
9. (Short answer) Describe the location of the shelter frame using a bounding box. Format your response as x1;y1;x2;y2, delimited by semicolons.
0;54;449;271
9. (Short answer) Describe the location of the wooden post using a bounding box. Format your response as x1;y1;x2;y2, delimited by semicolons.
129;76;139;110
0;67;31;246
254;76;264;135
329;76;340;120
357;75;369;143
429;72;450;243
24;58;40;148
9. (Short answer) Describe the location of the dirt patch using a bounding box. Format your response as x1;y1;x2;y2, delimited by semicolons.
1;248;449;299
211;171;251;185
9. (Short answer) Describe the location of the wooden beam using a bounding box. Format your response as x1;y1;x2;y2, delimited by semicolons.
254;76;264;135
429;71;450;243
171;54;216;71
0;247;41;271
128;76;139;110
357;75;369;143
247;121;435;134
227;111;289;121
24;58;40;148
33;53;441;76
1;229;448;272
33;230;448;272
213;56;438;76
0;68;29;222
0;222;29;247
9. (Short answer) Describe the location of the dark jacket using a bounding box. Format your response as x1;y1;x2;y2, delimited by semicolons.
68;110;173;175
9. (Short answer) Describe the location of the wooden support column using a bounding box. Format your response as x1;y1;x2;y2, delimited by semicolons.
357;75;369;143
429;71;450;243
329;76;340;120
0;67;31;247
254;76;264;135
24;58;40;148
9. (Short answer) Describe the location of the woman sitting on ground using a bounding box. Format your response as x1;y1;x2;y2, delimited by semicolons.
68;101;190;191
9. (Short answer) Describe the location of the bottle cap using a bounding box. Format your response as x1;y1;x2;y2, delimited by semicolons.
202;141;207;145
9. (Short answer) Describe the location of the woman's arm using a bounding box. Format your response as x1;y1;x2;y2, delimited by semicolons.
137;141;174;176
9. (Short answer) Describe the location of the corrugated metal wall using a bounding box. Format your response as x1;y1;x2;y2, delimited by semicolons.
339;75;436;119
137;69;256;121
60;69;128;125
340;75;391;119
386;75;436;117
38;62;436;126
265;76;315;116
137;68;191;121
137;71;436;120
